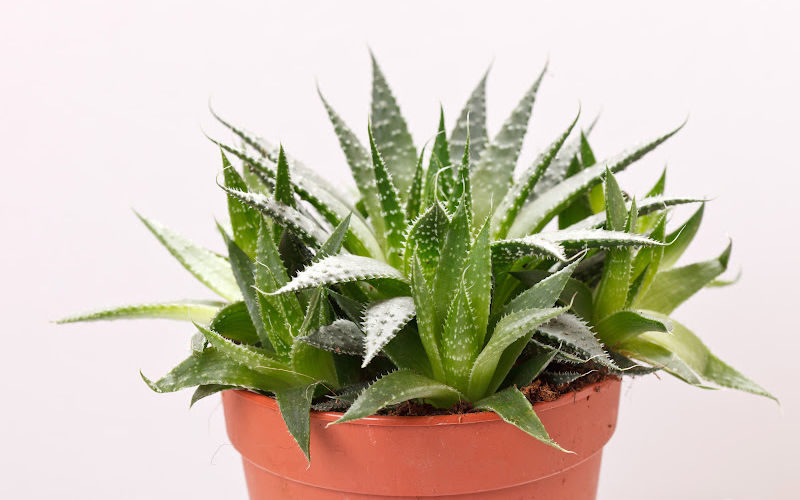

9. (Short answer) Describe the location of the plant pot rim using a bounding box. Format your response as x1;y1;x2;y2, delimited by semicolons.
228;377;619;427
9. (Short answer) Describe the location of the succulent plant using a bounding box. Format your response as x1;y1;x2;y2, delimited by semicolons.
60;53;774;460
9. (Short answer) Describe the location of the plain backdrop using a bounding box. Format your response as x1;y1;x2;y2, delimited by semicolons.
2;1;798;499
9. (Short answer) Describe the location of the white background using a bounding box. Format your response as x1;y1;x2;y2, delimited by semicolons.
2;1;798;498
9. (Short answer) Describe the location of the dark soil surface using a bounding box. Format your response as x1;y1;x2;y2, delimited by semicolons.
380;370;617;417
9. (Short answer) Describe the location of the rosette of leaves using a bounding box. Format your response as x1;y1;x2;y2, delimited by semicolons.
60;53;774;459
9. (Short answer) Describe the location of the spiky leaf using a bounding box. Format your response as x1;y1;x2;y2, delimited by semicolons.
362;297;416;367
508;124;684;237
661;203;705;268
334;370;463;424
469;307;566;400
595;310;672;347
623;313;775;400
220;187;329;247
492;110;580;239
275;383;319;462
471;65;546;223
635;241;731;314
222;151;262;257
56;301;222;325
370;53;417;195
136;213;241;302
271;254;408;296
450;68;489;161
141;348;293;394
411;256;445;381
474;387;566;451
368;125;407;264
300;319;365;356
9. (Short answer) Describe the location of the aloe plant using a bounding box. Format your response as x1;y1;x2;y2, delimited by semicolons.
60;53;773;460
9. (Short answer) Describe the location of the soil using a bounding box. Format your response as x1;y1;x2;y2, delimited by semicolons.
379;370;618;417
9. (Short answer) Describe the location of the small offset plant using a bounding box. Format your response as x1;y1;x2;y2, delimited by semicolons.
60;54;773;460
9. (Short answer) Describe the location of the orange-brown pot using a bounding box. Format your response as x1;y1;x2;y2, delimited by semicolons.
221;378;621;499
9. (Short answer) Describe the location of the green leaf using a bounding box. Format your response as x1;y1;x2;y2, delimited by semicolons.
291;292;338;385
623;313;776;401
275;383;319;463
318;213;351;258
405;146;426;221
450;67;489;162
617;337;704;385
469;306;566;400
429;107;452;196
507;124;684;237
254;222;303;357
208;301;260;345
567;196;705;231
222;150;262;257
504;259;582;316
441;281;481;393
411;256;446;381
541;229;665;250
627;214;667;305
593;175;635;322
534;313;614;367
56;300;222;325
333;370;463;424
382;323;435;377
270;254;408;296
135;213;242;302
595;310;672;347
222;229;271;350
142;348;294;394
368;124;407;265
433;196;471;318
661;203;705;268
466;220;492;343
300;319;365;356
530;117;599;201
273;145;296;207
228;144;382;259
492;109;580;239
471;64;547;223
318;88;387;248
220;187;329;248
505;345;559;389
512;269;594;322
362;296;416;367
370;53;417;195
645;167;667;197
635;241;731;314
196;324;297;382
474;387;567;452
190;384;232;407
491;236;567;266
402;202;449;279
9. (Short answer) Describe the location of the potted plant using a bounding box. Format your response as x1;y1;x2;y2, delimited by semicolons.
60;54;774;499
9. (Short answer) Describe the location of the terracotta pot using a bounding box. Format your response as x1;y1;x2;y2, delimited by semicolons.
221;378;621;499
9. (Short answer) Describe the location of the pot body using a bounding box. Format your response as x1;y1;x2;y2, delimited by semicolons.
222;378;621;499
